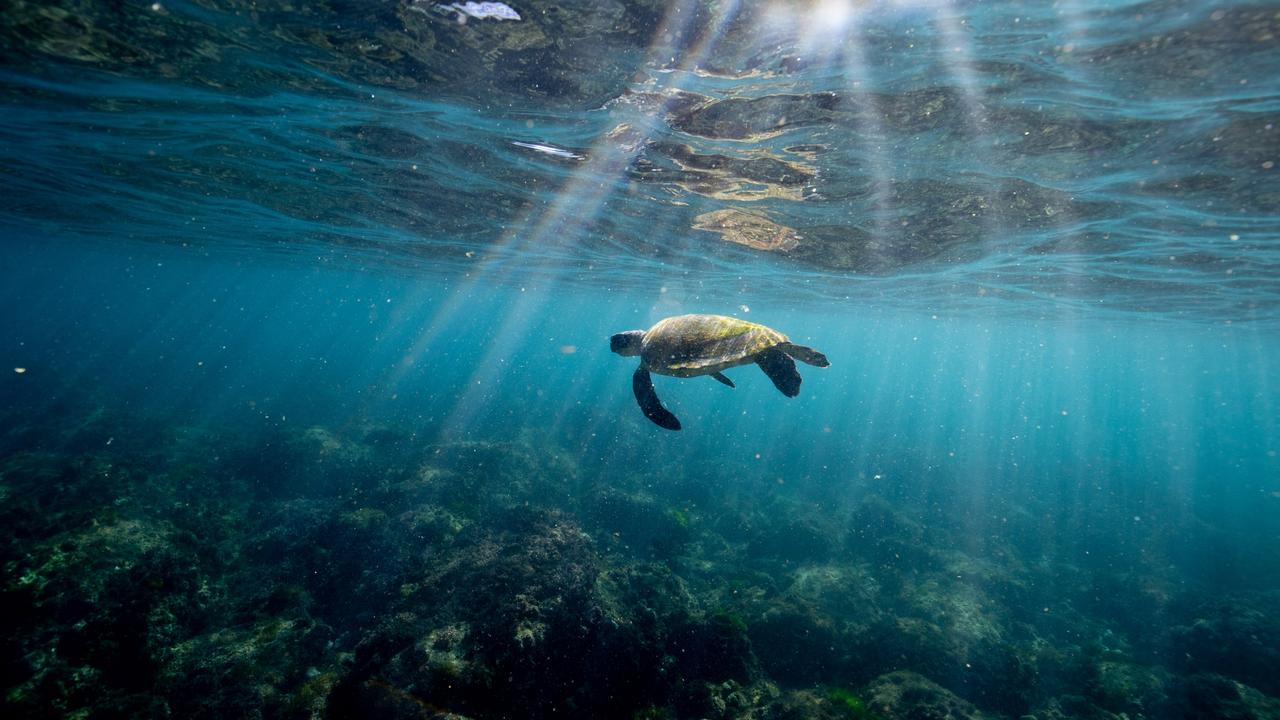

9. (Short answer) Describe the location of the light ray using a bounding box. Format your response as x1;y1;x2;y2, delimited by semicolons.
408;0;749;441
838;14;896;258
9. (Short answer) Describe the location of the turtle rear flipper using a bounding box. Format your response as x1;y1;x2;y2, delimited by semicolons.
712;372;735;388
633;367;681;430
756;348;801;397
781;342;829;367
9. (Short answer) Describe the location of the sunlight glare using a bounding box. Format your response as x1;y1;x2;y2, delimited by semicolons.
813;0;855;31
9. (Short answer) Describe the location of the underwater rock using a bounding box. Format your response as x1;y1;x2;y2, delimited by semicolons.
1165;597;1280;697
2;511;216;716
342;676;479;720
4;398;1277;719
843;496;945;572
418;438;578;515
333;508;671;718
661;85;977;142
777;224;912;274
1175;673;1280;720
784;564;882;633
681;171;1095;273
760;688;851;720
745;515;837;564
636;141;815;202
862;580;1037;714
671;608;760;686
750;601;845;686
1080;659;1172;717
158;615;339;718
669;92;843;140
222;424;407;500
863;671;991;720
1001;109;1131;155
835;498;1042;714
1077;6;1280;97
584;486;693;559
693;208;801;252
710;680;785;719
1029;694;1128;720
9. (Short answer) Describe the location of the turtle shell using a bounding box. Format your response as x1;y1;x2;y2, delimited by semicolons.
642;314;788;375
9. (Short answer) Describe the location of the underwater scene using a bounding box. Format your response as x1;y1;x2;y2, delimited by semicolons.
2;0;1280;718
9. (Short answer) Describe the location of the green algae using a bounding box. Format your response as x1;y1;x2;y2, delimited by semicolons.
667;506;692;529
827;687;880;720
712;607;749;635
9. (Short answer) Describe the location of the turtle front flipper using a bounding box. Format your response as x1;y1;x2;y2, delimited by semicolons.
633;366;681;430
711;372;735;388
780;342;830;367
756;348;801;397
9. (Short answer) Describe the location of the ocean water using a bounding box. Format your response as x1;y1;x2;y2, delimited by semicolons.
2;1;1279;718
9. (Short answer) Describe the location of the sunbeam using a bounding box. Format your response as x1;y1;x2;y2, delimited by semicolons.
406;0;758;442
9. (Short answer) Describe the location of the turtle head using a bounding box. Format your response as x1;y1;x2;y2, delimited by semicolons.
610;330;645;357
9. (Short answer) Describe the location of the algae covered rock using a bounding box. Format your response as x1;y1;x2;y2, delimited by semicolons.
863;671;990;720
1166;597;1280;697
3;393;1277;719
1175;673;1280;720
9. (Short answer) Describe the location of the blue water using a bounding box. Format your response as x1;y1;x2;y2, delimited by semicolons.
3;1;1280;718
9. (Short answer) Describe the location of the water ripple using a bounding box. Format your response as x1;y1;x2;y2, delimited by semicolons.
1;0;1278;325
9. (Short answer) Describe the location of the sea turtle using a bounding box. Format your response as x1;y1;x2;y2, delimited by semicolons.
610;313;829;430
